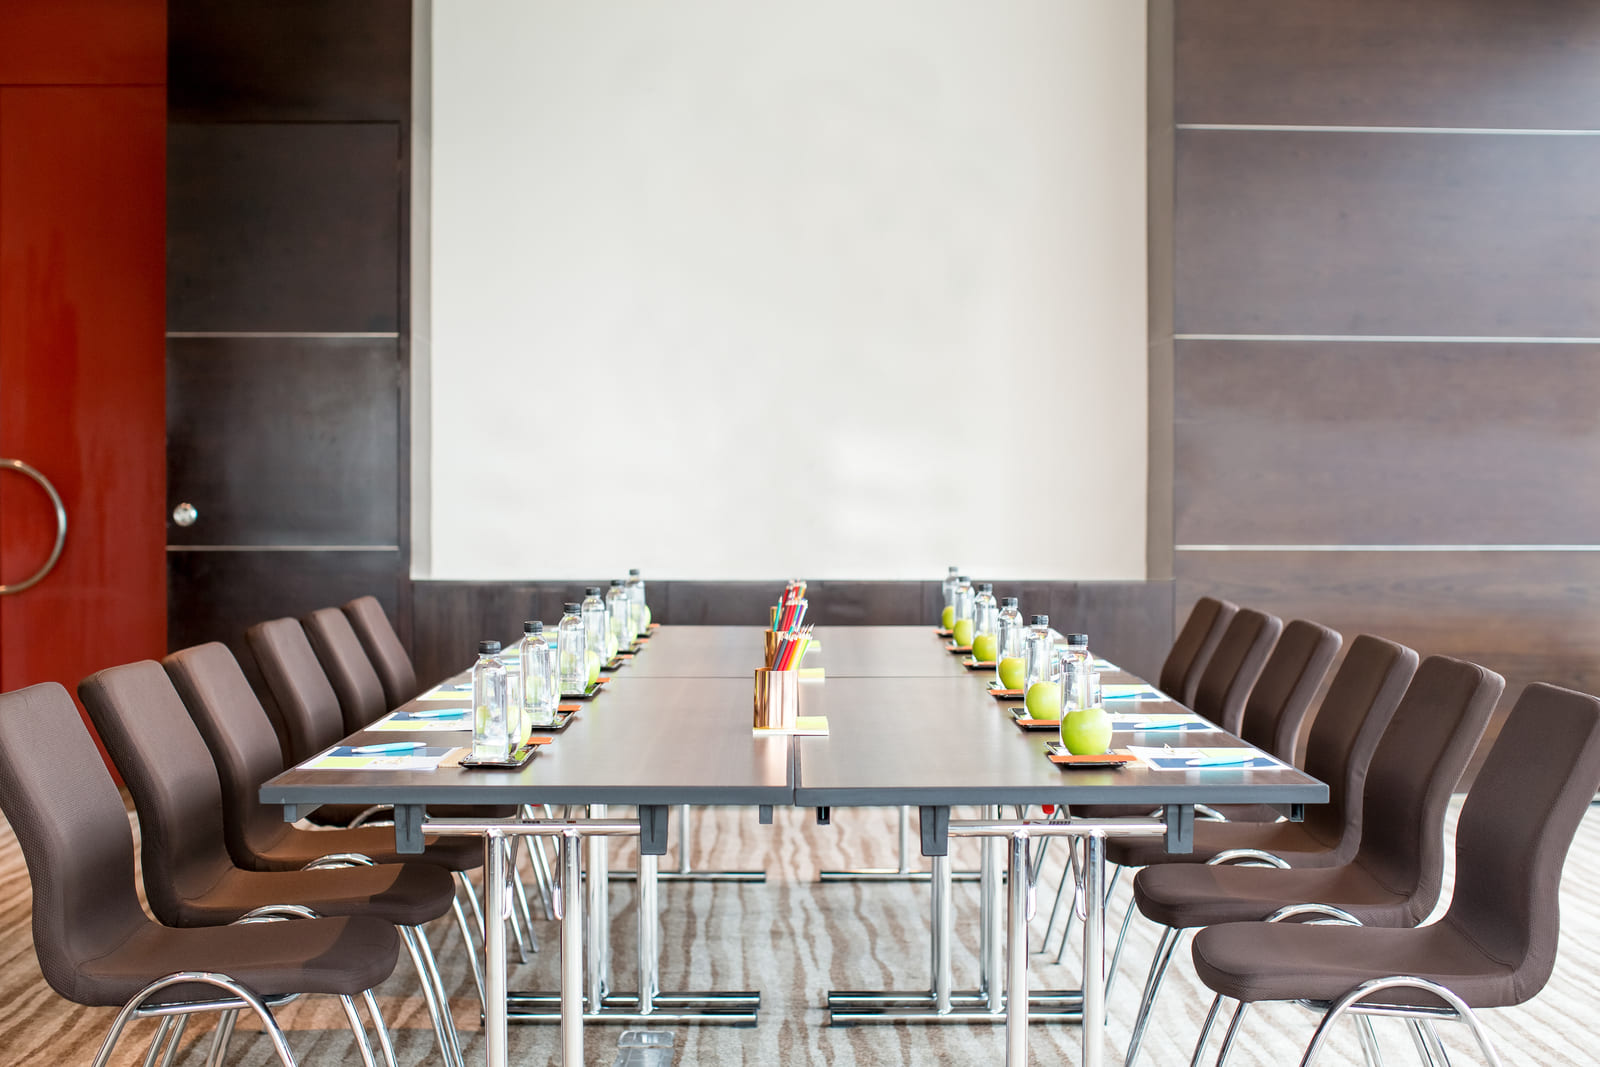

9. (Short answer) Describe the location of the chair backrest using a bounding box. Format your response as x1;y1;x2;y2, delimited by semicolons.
1234;619;1341;761
78;661;238;928
342;595;418;708
1297;634;1419;861
302;607;390;733
1190;607;1283;734
164;642;293;871
246;616;350;763
1355;654;1503;925
1159;596;1238;707
0;683;150;1006
1446;682;1600;1003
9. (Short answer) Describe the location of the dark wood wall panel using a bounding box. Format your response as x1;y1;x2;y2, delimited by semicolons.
167;121;401;333
1176;549;1600;778
170;549;402;752
169;0;409;122
167;338;399;546
411;580;1173;693
1176;0;1600;129
1175;130;1600;337
1174;340;1600;545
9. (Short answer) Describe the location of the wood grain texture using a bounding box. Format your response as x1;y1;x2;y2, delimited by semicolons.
1176;0;1600;130
1174;130;1600;337
1174;340;1600;545
166;338;400;547
169;0;409;122
167;121;401;333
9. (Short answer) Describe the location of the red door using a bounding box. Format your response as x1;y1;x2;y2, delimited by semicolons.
0;79;166;759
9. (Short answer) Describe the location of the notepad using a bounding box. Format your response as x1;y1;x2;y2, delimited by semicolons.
799;667;825;680
1101;684;1166;702
304;745;458;772
1130;745;1278;771
371;709;473;732
1108;713;1206;732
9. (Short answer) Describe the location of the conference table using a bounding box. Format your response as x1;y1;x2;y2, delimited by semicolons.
262;624;1327;1067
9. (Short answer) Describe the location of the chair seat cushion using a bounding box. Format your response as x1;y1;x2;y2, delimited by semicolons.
172;860;457;929
251;823;485;872
74;916;399;1007
1107;818;1342;870
1192;919;1518;1008
1132;861;1417;931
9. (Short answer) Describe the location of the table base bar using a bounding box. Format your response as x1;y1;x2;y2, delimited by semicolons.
507;990;760;1026
827;990;1083;1026
606;869;767;883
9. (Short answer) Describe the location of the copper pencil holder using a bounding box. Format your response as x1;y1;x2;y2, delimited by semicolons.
753;667;799;730
763;630;783;663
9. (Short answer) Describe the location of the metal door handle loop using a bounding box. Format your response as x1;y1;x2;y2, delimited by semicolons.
0;459;66;595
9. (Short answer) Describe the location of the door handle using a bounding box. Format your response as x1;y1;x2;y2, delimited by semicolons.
0;459;67;596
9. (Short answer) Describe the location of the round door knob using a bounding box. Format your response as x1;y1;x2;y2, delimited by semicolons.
172;502;198;527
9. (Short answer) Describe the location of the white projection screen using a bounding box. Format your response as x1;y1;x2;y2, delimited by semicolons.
422;0;1147;581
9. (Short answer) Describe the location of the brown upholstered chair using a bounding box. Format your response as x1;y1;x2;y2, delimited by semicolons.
0;682;400;1066
1190;607;1283;735
78;661;467;1067
343;594;420;709
1045;619;1341;967
1188;682;1600;1067
1121;654;1504;1067
165;640;480;873
302;606;391;734
1158;596;1238;708
246;616;350;765
1107;634;1417;871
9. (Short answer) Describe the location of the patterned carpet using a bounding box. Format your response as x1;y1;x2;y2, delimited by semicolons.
1;800;1597;1065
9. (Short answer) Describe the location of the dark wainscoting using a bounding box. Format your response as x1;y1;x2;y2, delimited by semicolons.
410;580;1175;693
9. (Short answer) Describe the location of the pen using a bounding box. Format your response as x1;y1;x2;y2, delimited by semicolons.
352;741;426;754
1130;721;1189;730
1186;754;1255;767
408;708;468;719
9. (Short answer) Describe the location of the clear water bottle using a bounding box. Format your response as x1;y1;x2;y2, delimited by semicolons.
626;568;648;639
557;602;588;695
996;596;1025;686
582;586;609;667
952;575;975;626
973;583;998;639
606;580;630;659
941;566;960;615
521;620;558;727
472;640;510;760
1058;633;1092;714
1023;615;1054;691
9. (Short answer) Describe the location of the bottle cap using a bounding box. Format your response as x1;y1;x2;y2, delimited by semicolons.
1068;633;1089;645
585;586;602;596
958;575;970;582
978;583;992;594
523;621;542;634
948;565;959;573
1002;597;1018;608
1030;615;1049;627
563;602;581;614
478;640;502;655
610;578;624;586
629;568;641;576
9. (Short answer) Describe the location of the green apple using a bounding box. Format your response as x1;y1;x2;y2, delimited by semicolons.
1061;707;1113;755
585;650;601;687
952;618;974;647
1025;681;1061;721
971;633;998;663
940;605;955;630
641;606;652;631
998;656;1027;690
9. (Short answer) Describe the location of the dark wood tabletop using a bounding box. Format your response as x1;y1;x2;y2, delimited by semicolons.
261;624;1326;816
